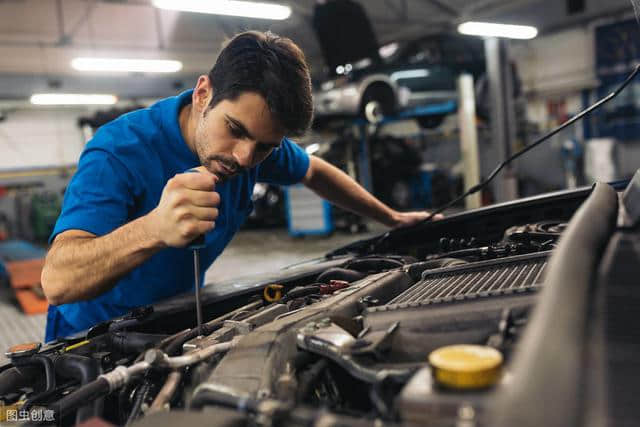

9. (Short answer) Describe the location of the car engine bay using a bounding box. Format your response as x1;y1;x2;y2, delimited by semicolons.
1;173;639;427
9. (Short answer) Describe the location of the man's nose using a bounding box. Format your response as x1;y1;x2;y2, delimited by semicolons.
233;140;255;168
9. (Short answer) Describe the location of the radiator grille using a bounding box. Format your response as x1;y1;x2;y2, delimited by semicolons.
374;253;549;311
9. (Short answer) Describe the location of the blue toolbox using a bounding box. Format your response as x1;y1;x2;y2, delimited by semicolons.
284;184;333;237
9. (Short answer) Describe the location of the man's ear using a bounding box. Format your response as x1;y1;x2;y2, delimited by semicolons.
192;75;214;113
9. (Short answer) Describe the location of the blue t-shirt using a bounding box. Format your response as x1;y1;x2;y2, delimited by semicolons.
45;90;310;342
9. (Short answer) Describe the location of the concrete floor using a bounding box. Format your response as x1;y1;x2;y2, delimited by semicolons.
205;225;382;282
0;225;382;363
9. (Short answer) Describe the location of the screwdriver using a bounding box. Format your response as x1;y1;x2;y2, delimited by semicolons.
189;234;205;337
185;168;209;337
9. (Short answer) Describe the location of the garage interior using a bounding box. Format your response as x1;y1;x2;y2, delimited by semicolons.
0;0;636;356
0;0;639;424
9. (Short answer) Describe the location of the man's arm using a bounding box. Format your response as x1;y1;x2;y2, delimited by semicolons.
41;169;219;305
42;220;163;305
302;155;441;228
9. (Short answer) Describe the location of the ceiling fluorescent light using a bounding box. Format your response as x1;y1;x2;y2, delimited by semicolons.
30;94;118;106
71;58;183;73
152;0;291;20
458;22;538;40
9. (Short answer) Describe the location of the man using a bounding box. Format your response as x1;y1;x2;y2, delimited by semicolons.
41;31;438;342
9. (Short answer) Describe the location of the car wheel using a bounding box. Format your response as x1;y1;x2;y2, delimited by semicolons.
360;83;396;123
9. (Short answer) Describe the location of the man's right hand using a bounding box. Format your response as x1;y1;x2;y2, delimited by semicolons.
147;166;220;247
42;167;219;305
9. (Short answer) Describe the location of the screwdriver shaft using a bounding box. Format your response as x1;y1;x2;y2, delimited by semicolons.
193;249;203;336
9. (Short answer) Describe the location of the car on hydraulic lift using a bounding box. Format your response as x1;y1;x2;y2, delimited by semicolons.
313;33;485;127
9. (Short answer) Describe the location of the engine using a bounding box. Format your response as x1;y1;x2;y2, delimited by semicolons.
1;175;639;427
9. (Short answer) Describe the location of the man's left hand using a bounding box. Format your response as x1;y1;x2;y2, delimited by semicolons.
391;211;444;228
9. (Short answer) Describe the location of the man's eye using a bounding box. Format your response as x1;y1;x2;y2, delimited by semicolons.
228;123;243;138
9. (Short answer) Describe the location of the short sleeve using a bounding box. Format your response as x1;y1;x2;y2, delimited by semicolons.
49;149;136;243
256;137;310;185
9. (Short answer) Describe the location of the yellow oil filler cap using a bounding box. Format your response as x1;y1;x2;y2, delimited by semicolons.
428;344;503;390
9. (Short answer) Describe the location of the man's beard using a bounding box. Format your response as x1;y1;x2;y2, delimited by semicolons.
202;154;245;182
193;136;245;181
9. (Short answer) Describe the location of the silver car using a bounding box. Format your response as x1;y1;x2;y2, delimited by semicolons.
314;33;485;125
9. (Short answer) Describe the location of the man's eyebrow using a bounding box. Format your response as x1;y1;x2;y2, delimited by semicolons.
225;114;281;147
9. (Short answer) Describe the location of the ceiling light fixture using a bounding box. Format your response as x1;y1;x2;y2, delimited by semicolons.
30;94;118;106
71;58;183;73
152;0;291;20
458;22;538;40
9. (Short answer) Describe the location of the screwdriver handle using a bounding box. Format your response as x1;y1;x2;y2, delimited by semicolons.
185;168;207;250
189;235;206;250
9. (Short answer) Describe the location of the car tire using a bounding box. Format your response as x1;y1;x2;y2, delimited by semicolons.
360;83;396;123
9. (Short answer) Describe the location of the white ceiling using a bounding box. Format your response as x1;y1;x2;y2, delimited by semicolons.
0;0;635;100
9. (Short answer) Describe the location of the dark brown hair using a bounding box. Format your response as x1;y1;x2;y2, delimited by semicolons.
208;31;313;137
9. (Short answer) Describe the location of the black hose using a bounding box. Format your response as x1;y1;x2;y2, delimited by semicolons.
281;285;321;302
18;354;97;413
54;353;99;384
0;365;41;396
24;329;196;422
22;386;66;412
51;378;110;421
345;257;404;272
53;353;101;423
13;355;56;392
109;332;169;354
316;268;366;284
164;328;202;357
315;257;408;284
33;355;56;391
